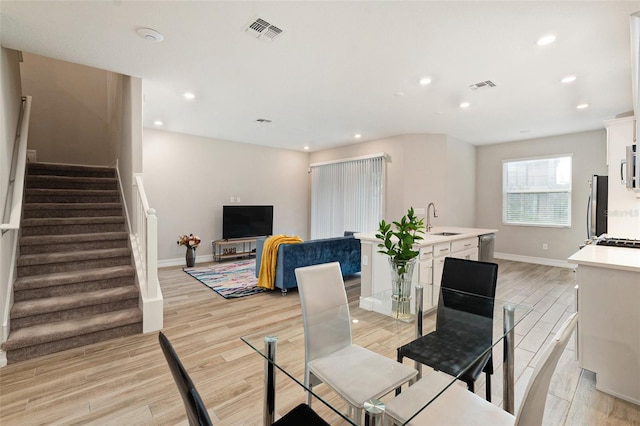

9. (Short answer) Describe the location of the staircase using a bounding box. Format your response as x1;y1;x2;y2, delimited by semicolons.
2;162;142;364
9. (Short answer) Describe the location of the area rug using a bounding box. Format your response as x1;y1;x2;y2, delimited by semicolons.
184;258;265;299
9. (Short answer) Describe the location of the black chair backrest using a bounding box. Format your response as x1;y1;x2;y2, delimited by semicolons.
159;332;213;426
438;257;498;325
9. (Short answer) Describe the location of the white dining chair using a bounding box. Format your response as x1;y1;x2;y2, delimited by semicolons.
384;312;579;426
295;262;418;425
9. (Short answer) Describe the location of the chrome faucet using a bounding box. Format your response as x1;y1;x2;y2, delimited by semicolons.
427;202;438;232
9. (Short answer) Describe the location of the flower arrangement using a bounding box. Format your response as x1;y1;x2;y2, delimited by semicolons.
177;234;201;249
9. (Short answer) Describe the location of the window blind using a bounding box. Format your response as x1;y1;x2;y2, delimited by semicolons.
502;155;572;227
311;154;385;239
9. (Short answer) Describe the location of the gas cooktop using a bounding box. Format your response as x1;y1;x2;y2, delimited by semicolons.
594;237;640;249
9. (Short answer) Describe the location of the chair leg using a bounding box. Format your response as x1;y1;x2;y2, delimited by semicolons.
353;406;363;426
467;379;474;393
306;385;313;406
485;372;492;402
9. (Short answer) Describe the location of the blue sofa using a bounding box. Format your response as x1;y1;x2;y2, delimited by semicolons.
255;233;361;295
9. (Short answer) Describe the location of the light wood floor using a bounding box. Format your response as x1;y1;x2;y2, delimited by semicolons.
1;259;638;425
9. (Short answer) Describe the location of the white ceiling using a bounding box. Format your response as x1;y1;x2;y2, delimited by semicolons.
1;1;639;152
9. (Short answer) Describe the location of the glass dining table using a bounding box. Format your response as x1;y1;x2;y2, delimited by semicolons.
241;286;532;425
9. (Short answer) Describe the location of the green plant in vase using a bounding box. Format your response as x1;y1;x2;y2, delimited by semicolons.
375;207;425;320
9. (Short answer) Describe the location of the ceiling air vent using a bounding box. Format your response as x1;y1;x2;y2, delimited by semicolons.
469;80;496;90
244;18;283;42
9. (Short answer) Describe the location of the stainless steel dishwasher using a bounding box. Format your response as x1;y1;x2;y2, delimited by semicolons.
478;233;496;262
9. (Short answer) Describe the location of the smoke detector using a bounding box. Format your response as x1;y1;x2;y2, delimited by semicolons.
244;18;283;42
137;28;164;42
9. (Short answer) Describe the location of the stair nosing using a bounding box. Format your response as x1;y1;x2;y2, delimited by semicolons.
14;265;135;290
11;286;140;318
18;248;131;266
20;232;129;246
2;308;143;350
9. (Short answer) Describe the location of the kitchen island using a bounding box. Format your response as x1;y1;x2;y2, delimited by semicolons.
568;245;640;405
356;227;497;315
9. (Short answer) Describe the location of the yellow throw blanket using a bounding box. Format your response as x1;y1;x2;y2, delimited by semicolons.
257;234;303;290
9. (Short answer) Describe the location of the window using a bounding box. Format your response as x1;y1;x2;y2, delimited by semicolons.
502;155;572;227
310;154;385;239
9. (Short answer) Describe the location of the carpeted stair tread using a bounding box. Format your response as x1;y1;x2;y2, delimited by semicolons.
20;232;129;246
21;216;126;226
6;162;143;363
28;162;116;177
11;286;139;318
25;188;120;203
26;175;116;184
14;265;135;291
18;247;131;267
1;308;142;351
23;202;122;210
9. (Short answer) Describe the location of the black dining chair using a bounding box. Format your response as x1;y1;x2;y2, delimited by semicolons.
159;332;330;426
397;257;498;401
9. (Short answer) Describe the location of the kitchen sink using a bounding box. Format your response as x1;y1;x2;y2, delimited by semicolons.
432;232;461;236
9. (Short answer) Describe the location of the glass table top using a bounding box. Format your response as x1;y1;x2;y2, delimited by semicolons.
241;288;533;425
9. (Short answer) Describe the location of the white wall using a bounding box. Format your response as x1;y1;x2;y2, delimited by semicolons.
143;129;310;262
310;134;476;228
19;53;118;165
1;47;23;343
476;129;607;262
446;135;476;227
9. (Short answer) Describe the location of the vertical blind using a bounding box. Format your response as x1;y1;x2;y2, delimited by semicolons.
502;155;572;227
311;154;385;239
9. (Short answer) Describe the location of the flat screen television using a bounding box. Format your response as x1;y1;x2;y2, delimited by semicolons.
222;205;273;240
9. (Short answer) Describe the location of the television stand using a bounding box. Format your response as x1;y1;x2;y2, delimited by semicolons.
212;238;258;262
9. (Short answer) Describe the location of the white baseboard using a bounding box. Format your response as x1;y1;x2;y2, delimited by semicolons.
158;254;214;268
494;252;577;269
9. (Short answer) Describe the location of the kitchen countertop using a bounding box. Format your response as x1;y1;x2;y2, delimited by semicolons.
355;226;498;247
568;245;640;273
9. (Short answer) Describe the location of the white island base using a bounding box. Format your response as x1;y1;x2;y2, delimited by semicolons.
356;227;497;316
569;245;640;406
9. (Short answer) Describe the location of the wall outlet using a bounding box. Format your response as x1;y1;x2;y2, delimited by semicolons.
542;243;548;250
236;197;241;203
230;196;235;202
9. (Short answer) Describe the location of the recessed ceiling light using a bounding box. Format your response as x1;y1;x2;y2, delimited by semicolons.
419;77;432;86
153;120;163;126
537;34;556;46
576;103;589;109
354;133;362;139
303;146;310;150
561;75;577;83
459;102;471;109
136;28;164;42
183;92;195;100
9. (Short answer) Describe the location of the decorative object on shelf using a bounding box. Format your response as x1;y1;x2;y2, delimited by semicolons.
177;234;201;267
376;207;425;320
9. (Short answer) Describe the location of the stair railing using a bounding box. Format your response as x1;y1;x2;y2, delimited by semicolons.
1;96;31;234
132;174;159;299
131;173;163;332
1;96;31;351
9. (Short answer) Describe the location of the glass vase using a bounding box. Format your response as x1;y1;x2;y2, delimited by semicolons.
185;246;196;267
388;257;417;321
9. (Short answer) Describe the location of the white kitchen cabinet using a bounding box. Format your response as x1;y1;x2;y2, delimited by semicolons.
568;245;640;405
451;237;478;260
418;246;433;308
605;117;640;238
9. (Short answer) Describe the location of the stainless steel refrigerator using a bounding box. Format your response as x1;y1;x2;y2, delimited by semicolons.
587;175;608;239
